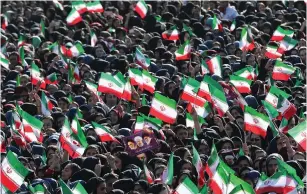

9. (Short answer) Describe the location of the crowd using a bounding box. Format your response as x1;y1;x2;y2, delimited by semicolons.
0;1;306;194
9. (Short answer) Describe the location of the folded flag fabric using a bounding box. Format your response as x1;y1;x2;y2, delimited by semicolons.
181;78;206;106
192;144;205;188
45;72;58;84
66;8;82;26
30;62;46;89
142;70;157;94
265;86;290;108
265;45;282;59
92;122;119;143
0;52;9;69
230;20;236;32
255;171;298;194
234;66;256;80
90;30;97;47
239;26;255;51
162;26;179;41
277;95;297;120
277;36;298;54
206;55;223;77
0;151;29;192
135;47;150;69
210;86;229;117
197;75;223;102
128;68;143;90
18;34;26;47
229;75;252;94
60;118;88;158
272;61;296;81
174;177;199;194
287;120;306;152
72;1;87;14
86;1;104;13
98;72;124;98
200;59;210;75
53;0;64;10
175;40;191;60
1;13;8;30
271;26;294;42
19;46;28;67
185;113;206;129
134;0;148;19
187;101;211;118
277;159;304;187
41;92;54;116
150;92;177;124
161;152;174;185
262;100;279;119
212;14;223;31
60;43;84;58
244;106;270;138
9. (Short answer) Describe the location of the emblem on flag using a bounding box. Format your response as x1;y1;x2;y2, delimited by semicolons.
160;106;166;111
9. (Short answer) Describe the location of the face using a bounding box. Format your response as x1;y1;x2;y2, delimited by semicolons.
134;184;145;194
247;55;256;66
56;116;65;129
155;167;164;178
221;142;233;151
180;64;189;75
63;84;72;93
267;159;278;176
181;163;193;172
58;100;68;111
236;118;244;130
258;3;265;12
114;156;122;170
198;144;209;155
225;124;234;137
85;148;98;157
128;141;136;150
86;129;97;139
106;178;117;193
61;164;73;180
255;151;266;159
238;159;250;170
249;134;262;147
20;77;29;86
105;94;117;108
43;118;53;129
176;128;188;140
299;49;306;62
110;111;119;125
96;182;107;194
168;83;176;95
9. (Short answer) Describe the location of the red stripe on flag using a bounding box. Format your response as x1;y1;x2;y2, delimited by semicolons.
149;107;176;124
209;179;223;194
0;168;20;192
272;73;291;81
245;123;267;138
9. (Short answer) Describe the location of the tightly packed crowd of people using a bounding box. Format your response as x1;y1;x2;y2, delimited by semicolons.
0;1;306;194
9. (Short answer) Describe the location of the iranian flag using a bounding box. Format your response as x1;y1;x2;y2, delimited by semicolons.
187;101;211;118
265;45;282;59
162;26;179;41
60;118;88;158
30;62;46;89
72;1;87;14
287;120;306;152
40;19;45;37
262;100;279;119
277;95;297;120
229;75;252;94
230;20;236;32
45;73;58;84
211;86;229;117
123;78;133;101
234;66;256;80
73;65;81;82
279;118;289;134
19;107;44;143
90;30;97;47
174;177;199;194
92;122;119;143
18;34;26;47
134;116;146;132
265;86;290;108
192;144;205;188
48;42;59;54
239;26;255;51
72;182;88;194
175;40;191;60
143;162;154;184
0;151;29;192
200;59;210;75
208;163;228;194
229;181;255;194
98;72;124;98
142;70;157;94
29;184;46;194
135;114;162;132
86;1;104;13
71;116;88;144
205;145;220;177
181;78;206;106
41;92;54;116
53;0;64;10
135;47;150;69
60;43;84;58
134;0;148;19
161;152;174;185
206;55;222;77
150;93;177;124
19;46;28;67
186;113;206;129
0;52;9;69
244;106;269;138
59;179;74;194
277;159;304;188
255;172;298;194
277;36;298;54
66;8;82;26
271;26;294;42
128;68;143;90
85;81;101;101
197;75;223;102
272;61;296;81
212;14;223;31
1;14;8;30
